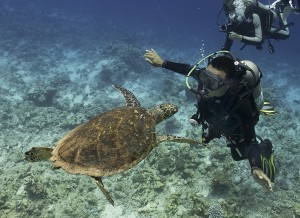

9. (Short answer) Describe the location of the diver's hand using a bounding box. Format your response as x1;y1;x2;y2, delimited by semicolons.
229;32;243;41
252;168;273;192
144;49;164;67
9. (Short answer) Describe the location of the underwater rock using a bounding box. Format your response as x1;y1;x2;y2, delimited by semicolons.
130;168;165;193
0;193;9;210
210;149;227;161
163;118;181;134
23;176;48;200
210;170;230;197
166;193;180;215
50;73;71;87
190;194;210;217
294;203;300;218
25;86;57;107
156;155;176;175
277;177;291;190
102;40;146;72
97;63;129;86
58;113;86;130
138;202;158;213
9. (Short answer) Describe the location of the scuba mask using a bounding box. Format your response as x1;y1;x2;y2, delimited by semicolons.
199;68;227;92
223;0;246;24
228;11;246;24
199;68;231;97
186;51;236;97
228;12;237;20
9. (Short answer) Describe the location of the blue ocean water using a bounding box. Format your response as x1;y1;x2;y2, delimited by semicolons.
0;0;300;217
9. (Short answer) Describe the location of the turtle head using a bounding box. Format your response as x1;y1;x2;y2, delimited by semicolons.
150;103;178;124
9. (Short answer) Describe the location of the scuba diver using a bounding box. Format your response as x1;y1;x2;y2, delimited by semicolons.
220;0;299;53
144;49;276;191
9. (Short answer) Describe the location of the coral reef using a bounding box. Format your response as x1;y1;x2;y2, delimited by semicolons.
23;175;48;200
101;40;147;73
189;194;210;217
208;203;223;218
25;86;57;107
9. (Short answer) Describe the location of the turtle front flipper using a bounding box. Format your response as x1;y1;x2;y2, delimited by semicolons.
156;135;200;145
112;85;141;107
93;177;115;206
24;147;53;162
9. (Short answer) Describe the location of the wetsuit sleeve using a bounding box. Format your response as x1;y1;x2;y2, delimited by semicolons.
241;14;263;43
162;60;200;79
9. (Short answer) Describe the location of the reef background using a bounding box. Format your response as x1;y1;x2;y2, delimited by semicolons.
0;0;300;217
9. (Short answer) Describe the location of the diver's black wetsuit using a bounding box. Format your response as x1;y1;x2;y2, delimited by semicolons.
162;60;263;169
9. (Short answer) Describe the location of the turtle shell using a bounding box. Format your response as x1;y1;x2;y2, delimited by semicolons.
50;107;156;177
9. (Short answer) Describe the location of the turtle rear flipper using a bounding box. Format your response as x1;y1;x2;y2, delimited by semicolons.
93;177;115;206
24;147;53;162
156;135;200;145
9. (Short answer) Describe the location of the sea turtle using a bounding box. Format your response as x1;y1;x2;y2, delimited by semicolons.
25;85;199;205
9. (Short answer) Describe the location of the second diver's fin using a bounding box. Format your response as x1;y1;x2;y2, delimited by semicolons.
260;101;277;116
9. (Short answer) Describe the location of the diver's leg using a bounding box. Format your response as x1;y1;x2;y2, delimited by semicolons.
275;5;291;36
294;0;300;13
269;1;291;38
280;3;292;26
